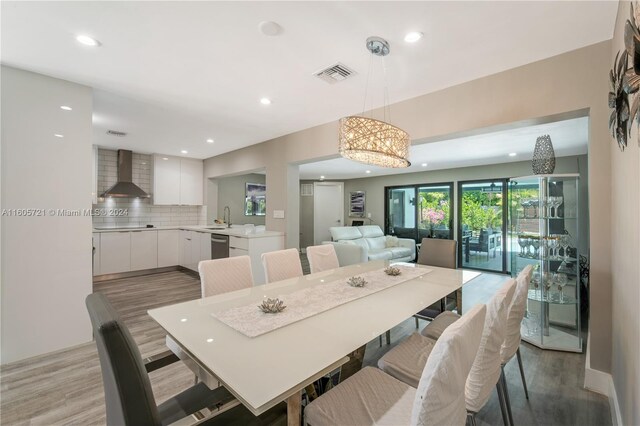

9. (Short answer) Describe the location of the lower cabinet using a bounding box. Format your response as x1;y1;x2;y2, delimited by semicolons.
131;231;158;271
93;233;101;276
229;247;249;257
179;230;204;272
100;231;131;274
158;230;180;267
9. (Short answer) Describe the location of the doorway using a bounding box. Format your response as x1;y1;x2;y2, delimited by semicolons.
313;182;344;244
458;179;509;273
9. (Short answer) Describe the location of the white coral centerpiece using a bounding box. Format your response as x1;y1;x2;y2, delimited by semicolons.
347;276;367;287
258;298;286;313
384;266;402;276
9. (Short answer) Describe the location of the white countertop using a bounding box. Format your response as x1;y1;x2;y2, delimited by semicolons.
92;225;284;239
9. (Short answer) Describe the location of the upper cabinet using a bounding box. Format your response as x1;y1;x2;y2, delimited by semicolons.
152;155;203;205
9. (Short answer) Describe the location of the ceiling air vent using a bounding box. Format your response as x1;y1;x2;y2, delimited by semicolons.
314;63;355;84
107;130;127;137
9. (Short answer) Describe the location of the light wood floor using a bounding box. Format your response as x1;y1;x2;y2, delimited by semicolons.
0;267;610;425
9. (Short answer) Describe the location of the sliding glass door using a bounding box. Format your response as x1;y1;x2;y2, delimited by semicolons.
458;180;508;273
385;183;453;242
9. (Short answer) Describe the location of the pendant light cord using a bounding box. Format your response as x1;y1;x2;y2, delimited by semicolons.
362;52;374;116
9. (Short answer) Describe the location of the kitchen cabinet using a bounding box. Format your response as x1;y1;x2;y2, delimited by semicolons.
92;232;101;276
130;231;158;271
229;247;248;257
158;230;180;268
180;230;203;272
180;158;204;205
100;231;131;274
153;155;203;205
200;232;211;261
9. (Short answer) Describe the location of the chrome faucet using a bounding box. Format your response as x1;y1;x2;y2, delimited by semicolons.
223;206;231;228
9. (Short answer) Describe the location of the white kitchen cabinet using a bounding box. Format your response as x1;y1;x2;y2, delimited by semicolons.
153;155;181;205
158;230;180;267
229;247;248;257
200;232;211;262
92;232;101;276
180;158;203;205
130;231;158;271
153;155;203;205
100;231;131;274
179;230;201;272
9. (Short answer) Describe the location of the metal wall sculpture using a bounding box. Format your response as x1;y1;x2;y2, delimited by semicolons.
610;3;640;151
532;135;556;175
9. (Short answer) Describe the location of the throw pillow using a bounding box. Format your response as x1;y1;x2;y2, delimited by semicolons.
385;235;399;248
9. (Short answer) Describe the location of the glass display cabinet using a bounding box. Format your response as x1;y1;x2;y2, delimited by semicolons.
509;174;582;352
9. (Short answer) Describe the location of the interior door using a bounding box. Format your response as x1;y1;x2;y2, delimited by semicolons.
313;182;344;245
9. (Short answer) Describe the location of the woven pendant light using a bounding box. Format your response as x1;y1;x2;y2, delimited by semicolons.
532;134;556;174
338;37;411;168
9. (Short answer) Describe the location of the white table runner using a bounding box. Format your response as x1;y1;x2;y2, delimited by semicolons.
211;265;432;338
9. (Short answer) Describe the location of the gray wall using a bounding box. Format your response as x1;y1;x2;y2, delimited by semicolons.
215;173;266;225
299;180;315;249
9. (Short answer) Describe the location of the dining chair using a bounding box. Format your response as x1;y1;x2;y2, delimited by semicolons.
378;278;516;426
414;238;458;326
498;264;533;425
304;304;487;426
86;292;287;426
198;256;254;298
261;248;303;283
306;244;340;273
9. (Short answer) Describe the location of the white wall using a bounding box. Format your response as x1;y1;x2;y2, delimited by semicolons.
1;67;94;363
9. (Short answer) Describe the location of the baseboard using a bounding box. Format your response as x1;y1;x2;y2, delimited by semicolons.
583;331;622;426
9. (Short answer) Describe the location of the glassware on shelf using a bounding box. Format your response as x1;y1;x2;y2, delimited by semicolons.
531;238;540;259
556;273;568;302
547;236;559;260
521;199;531;219
523;311;540;337
518;235;526;256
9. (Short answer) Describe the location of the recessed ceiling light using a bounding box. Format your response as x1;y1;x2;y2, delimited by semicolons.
421;163;427;167
404;32;424;43
320;175;325;179
206;138;214;144
180;150;188;154
259;21;283;36
365;170;371;174
508;152;517;157
260;97;272;105
60;105;72;111
76;35;101;47
162;157;169;160
206;338;214;343
54;134;64;138
180;318;187;322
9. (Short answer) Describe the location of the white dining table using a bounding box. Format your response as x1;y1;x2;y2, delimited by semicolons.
148;260;481;425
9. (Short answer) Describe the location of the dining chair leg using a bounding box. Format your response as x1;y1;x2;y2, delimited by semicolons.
516;347;529;399
466;412;478;426
496;380;510;426
379;335;383;347
415;317;420;328
500;366;515;426
385;330;391;345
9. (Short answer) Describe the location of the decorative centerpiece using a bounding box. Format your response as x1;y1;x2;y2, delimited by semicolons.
384;266;401;276
258;298;286;314
347;276;367;287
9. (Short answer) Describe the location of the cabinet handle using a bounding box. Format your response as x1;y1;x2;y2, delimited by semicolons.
211;238;228;244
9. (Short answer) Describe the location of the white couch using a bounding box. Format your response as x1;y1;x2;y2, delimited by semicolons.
324;225;416;266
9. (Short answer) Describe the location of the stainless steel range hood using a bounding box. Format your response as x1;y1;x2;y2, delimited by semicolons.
100;150;150;199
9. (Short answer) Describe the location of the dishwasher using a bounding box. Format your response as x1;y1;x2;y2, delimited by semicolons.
210;234;229;259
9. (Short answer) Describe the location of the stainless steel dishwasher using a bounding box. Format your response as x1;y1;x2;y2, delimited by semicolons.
210;234;229;259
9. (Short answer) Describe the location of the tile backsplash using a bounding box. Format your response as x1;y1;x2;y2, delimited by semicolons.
92;149;206;227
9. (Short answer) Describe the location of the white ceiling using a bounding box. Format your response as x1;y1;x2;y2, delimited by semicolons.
298;116;589;180
1;2;615;159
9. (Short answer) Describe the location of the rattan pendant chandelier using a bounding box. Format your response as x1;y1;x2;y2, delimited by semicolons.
338;37;411;168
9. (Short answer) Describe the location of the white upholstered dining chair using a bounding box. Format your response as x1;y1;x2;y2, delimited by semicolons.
306;244;340;273
261;248;303;283
377;278;516;426
422;265;533;425
198;256;254;298
304;304;487;426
